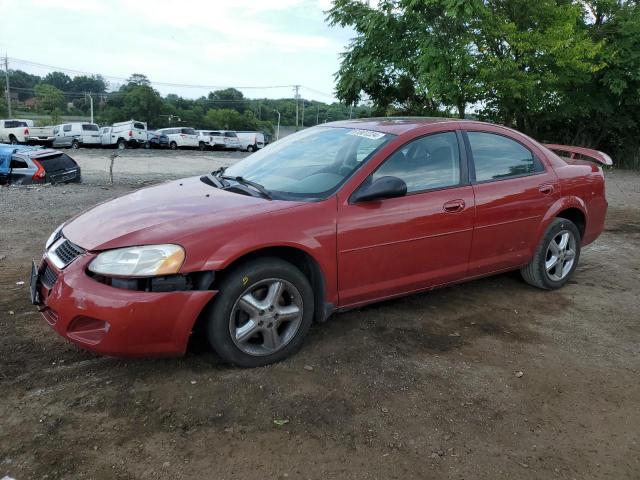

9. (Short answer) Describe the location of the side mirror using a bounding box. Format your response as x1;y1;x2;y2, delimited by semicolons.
351;176;407;203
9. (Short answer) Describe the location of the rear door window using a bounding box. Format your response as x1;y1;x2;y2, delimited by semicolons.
134;122;145;130
182;128;196;135
82;124;99;131
467;132;543;182
225;132;237;138
10;156;28;169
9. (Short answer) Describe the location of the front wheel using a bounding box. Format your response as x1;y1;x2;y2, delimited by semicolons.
521;218;581;290
206;258;314;367
71;140;79;149
246;145;255;153
169;141;178;150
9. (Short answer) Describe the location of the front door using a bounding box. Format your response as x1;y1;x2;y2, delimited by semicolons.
337;131;475;307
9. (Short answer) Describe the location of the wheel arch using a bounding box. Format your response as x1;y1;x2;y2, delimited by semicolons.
212;245;330;323
536;196;588;249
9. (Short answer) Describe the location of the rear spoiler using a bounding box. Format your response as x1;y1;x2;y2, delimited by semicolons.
544;144;613;166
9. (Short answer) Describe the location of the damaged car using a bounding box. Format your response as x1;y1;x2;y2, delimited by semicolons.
0;144;81;185
30;118;610;367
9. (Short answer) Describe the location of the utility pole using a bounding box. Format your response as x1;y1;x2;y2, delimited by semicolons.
316;104;319;125
4;55;11;117
275;109;281;141
293;85;300;130
301;99;305;128
85;92;94;123
349;103;353;119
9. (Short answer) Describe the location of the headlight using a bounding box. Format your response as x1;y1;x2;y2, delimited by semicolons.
46;224;64;250
88;244;185;277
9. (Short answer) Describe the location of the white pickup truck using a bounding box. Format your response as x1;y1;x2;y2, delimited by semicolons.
101;120;148;149
0;119;55;145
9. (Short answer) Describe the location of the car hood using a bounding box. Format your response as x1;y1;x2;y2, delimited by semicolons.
63;176;301;251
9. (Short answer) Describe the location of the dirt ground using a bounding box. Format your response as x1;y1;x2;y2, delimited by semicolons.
1;150;639;479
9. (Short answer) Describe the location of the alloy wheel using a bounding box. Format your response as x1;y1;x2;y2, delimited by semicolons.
229;278;304;356
545;230;577;281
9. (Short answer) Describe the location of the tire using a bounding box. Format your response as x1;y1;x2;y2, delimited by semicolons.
246;145;255;153
206;257;314;367
521;218;581;290
170;141;178;150
116;139;127;150
144;141;150;149
198;141;206;151
9;135;18;145
71;140;79;149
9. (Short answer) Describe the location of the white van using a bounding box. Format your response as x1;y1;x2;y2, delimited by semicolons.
101;120;148;149
52;123;101;149
235;131;265;152
157;127;199;149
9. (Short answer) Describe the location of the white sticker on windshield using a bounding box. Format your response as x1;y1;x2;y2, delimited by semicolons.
347;129;386;140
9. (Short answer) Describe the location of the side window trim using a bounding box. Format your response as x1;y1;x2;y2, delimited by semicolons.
462;130;546;184
353;129;470;201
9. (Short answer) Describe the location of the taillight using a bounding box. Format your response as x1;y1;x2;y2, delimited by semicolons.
32;159;46;180
24;128;29;135
129;130;133;137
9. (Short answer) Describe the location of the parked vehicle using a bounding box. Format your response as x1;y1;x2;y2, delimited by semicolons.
236;131;265;152
0;119;55;145
53;123;101;149
196;130;220;150
157;127;199;149
0;144;81;185
30;118;610;367
101;120;148;149
147;131;170;149
217;130;241;150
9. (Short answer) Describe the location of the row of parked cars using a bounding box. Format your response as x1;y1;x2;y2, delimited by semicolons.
0;119;266;152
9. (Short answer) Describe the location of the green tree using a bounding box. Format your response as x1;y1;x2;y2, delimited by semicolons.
121;85;164;124
42;71;72;91
35;83;66;113
70;75;107;94
208;88;246;113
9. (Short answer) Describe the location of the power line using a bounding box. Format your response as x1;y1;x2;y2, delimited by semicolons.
8;56;297;91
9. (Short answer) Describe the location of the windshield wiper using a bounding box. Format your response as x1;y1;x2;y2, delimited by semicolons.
220;175;272;200
210;167;272;200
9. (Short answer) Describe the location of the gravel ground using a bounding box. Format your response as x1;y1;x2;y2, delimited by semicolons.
1;153;639;479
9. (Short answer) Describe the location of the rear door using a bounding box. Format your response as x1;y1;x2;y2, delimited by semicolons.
464;128;560;276
133;122;147;143
337;130;475;306
8;155;32;184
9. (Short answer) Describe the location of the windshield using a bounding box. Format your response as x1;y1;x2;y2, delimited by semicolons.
224;126;394;200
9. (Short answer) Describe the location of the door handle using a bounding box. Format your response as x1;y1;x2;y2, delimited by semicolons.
443;199;465;213
539;184;554;195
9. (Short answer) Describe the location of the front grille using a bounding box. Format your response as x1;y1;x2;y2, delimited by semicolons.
41;262;58;287
54;239;85;266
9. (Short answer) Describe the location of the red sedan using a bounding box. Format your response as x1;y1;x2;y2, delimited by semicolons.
31;118;610;367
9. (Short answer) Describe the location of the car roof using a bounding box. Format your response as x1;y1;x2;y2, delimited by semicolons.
323;117;509;135
0;144;60;158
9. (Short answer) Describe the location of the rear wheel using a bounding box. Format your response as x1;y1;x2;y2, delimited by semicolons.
199;141;206;151
206;257;314;367
247;145;255;153
521;218;581;290
170;141;178;150
144;141;150;149
116;139;127;150
9;135;18;145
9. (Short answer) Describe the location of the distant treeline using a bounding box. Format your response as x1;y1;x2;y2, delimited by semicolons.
0;71;372;133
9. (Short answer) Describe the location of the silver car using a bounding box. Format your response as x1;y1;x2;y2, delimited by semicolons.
0;144;81;185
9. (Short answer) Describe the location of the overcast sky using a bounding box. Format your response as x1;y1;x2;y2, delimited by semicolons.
0;0;352;102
